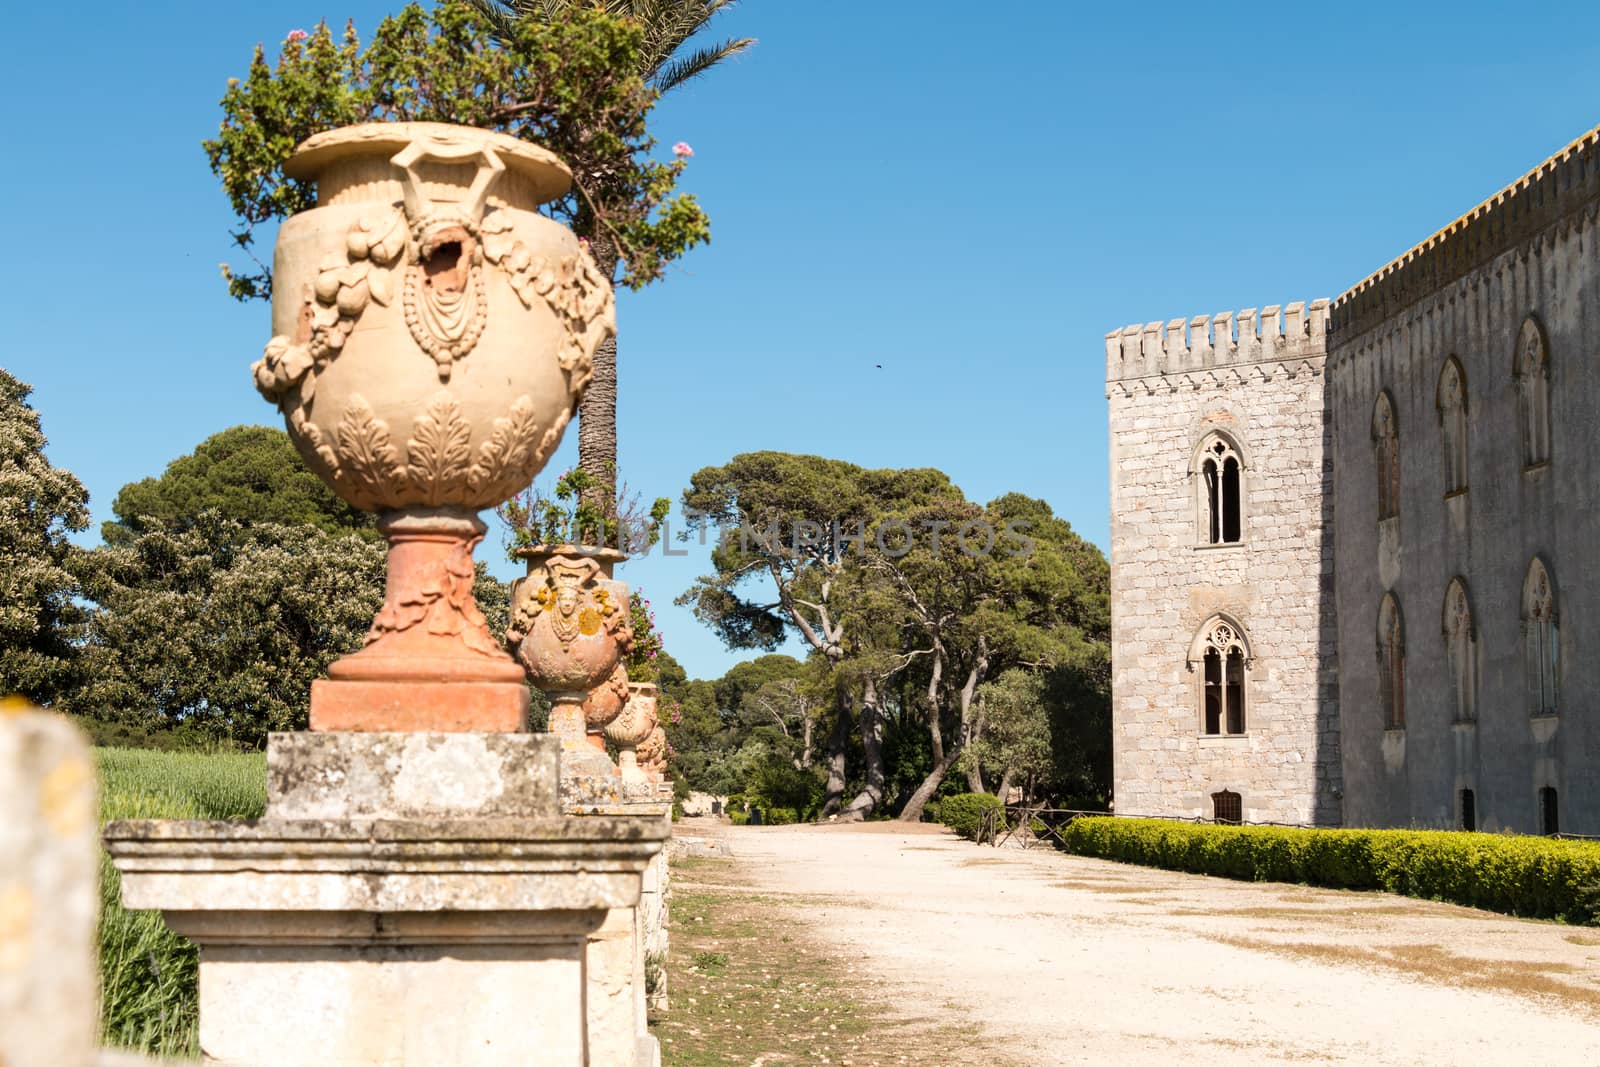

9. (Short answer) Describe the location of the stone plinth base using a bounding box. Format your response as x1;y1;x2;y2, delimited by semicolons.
309;678;529;732
563;773;661;814
565;788;673;1066
267;731;558;819
103;732;668;1067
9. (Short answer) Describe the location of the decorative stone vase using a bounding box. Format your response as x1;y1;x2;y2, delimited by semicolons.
581;663;630;754
508;545;633;776
637;724;668;783
249;122;614;732
605;682;658;785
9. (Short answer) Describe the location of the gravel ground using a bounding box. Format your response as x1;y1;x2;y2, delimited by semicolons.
675;819;1600;1066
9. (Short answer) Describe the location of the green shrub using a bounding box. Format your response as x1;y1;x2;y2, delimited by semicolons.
1062;817;1600;924
765;806;798;826
938;792;1003;841
745;761;823;822
924;799;942;824
729;809;749;826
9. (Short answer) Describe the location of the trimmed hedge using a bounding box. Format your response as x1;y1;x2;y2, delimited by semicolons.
939;792;1003;841
1062;817;1600;924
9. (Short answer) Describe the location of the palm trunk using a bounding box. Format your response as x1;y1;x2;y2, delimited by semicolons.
577;236;620;523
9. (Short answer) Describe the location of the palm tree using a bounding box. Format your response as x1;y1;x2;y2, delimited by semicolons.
477;1;753;516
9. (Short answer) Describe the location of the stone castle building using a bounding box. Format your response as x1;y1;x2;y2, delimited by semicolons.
1106;123;1600;834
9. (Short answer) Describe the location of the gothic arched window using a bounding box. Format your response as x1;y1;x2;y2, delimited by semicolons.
1437;358;1468;494
1515;317;1551;468
1443;578;1475;723
1191;617;1248;736
1373;392;1400;521
1523;558;1558;716
1195;433;1243;545
1378;594;1405;730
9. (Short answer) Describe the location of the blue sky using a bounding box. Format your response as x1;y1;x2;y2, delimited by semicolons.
4;2;1598;680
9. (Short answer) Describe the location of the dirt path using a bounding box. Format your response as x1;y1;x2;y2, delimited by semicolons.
676;820;1600;1066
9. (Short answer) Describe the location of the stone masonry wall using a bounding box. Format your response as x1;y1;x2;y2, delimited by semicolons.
1107;303;1341;825
1328;125;1600;833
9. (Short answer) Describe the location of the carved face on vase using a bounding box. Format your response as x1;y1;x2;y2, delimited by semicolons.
508;551;633;697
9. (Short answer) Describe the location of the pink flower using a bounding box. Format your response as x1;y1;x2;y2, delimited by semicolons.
672;141;694;158
286;29;309;42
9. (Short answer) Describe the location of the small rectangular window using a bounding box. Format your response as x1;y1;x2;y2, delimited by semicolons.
1212;790;1242;825
1460;789;1476;832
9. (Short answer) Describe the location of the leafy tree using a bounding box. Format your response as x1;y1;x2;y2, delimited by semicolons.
966;670;1055;803
655;648;688;694
881;492;1110;820
0;369;89;703
208;1;710;302
679;452;958;817
475;0;751;507
104;425;369;544
72;516;387;746
714;652;805;713
661;676;727;788
678;454;1112;820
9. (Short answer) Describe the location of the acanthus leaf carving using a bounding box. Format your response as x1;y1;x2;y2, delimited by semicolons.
336;394;407;510
466;397;569;501
406;392;473;506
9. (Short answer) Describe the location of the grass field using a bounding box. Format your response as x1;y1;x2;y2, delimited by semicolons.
95;747;266;1058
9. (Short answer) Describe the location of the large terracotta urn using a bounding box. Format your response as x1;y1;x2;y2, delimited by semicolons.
605;682;658;785
507;545;633;775
249;122;614;732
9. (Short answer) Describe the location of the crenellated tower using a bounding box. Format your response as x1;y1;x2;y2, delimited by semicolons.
1105;298;1341;825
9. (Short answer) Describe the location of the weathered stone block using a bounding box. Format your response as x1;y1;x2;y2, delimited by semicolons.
0;701;98;1067
267;731;559;820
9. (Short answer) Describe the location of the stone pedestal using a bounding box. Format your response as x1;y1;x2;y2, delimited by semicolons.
104;732;666;1067
310;511;531;734
642;783;674;1015
564;776;671;1067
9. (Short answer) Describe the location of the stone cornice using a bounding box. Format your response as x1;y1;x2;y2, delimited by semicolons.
1331;124;1600;342
1107;355;1325;398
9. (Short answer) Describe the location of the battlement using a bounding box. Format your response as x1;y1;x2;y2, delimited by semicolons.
1332;123;1600;343
1104;299;1329;383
